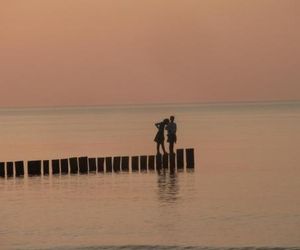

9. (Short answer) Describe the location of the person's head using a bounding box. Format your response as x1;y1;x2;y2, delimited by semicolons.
163;118;169;125
170;116;175;122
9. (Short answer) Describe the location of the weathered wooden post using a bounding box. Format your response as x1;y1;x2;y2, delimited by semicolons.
0;162;5;178
113;157;121;172
79;156;88;174
170;153;176;168
163;154;169;168
148;155;155;171
186;148;195;168
69;157;78;174
52;159;60;175
97;157;104;172
89;158;96;172
28;160;41;176
6;162;14;177
15;161;24;177
43;160;49;175
140;155;147;172
176;149;184;169
131;156;139;172
121;156;129;172
60;159;69;174
156;154;162;170
105;157;112;172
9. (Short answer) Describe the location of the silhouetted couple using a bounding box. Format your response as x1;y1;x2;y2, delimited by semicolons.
154;116;177;155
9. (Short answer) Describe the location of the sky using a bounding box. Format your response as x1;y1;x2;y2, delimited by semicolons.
0;0;299;107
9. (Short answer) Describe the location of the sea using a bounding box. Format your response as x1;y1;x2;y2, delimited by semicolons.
0;101;299;250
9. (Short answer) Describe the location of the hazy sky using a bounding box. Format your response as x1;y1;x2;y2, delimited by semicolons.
1;0;299;107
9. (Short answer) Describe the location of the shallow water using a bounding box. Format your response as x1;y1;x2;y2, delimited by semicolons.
0;102;300;250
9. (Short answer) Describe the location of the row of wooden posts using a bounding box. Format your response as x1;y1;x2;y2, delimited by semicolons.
0;148;194;178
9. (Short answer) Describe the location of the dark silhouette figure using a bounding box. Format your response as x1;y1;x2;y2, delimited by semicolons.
154;119;169;155
166;115;177;154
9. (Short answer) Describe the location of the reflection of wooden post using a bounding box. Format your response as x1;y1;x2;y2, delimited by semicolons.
7;162;14;177
61;159;69;174
186;148;195;168
121;156;129;172
28;160;41;176
163;154;169;168
43;160;49;175
170;153;176;168
15;161;24;177
156;154;162;170
176;149;184;169
131;156;139;172
79;157;88;174
105;157;112;172
148;155;155;171
0;162;5;178
89;158;96;172
69;157;78;174
97;157;104;172
52;159;60;175
140;156;147;172
113;157;121;172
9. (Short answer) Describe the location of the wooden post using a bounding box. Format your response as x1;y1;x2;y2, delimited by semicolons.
43;160;49;175
163;154;169;168
28;160;41;176
105;157;112;172
121;156;129;172
148;155;155;171
186;148;195;168
69;157;78;174
0;162;5;178
61;159;69;174
6;162;14;177
113;157;121;172
89;158;96;172
170;153;176;169
131;156;139;172
15;161;24;177
79;157;88;174
176;149;184;169
156;154;162;170
140;155;147;172
52;159;60;175
97;157;104;172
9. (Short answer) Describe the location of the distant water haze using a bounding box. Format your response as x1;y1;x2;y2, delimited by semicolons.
1;0;300;107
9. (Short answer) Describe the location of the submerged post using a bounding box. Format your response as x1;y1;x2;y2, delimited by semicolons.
52;159;60;175
6;162;14;177
170;153;176;168
186;148;195;168
97;157;104;172
140;155;147;172
15;161;24;177
156;154;162;170
28;160;41;176
0;162;5;178
113;157;121;172
148;155;155;171
79;157;88;174
89;158;96;172
69;157;78;174
121;156;129;172
131;156;139;172
43;160;49;175
61;159;69;174
176;149;184;169
105;157;112;172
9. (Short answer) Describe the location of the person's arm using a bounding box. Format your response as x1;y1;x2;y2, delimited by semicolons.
155;123;160;129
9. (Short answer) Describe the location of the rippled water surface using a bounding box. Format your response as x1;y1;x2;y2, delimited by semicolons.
0;102;300;250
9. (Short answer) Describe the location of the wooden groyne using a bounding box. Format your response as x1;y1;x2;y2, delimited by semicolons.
0;148;194;178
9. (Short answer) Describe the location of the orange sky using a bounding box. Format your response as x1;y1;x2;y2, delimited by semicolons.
0;0;299;107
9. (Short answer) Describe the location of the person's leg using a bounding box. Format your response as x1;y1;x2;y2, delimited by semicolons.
156;142;160;154
170;142;174;154
162;141;167;154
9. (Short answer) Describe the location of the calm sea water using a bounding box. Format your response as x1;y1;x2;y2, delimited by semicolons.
0;102;300;250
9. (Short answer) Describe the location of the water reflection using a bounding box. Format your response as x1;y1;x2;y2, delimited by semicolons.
157;167;179;204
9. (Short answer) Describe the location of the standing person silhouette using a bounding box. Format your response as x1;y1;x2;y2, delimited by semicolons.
166;116;177;154
154;118;169;155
